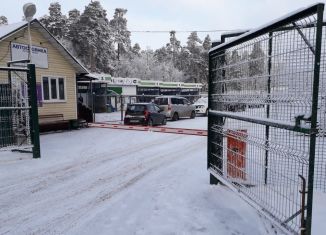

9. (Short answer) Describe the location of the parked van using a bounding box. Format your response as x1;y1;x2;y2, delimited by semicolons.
154;96;196;121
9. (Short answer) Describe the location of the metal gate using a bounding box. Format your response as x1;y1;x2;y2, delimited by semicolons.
208;3;324;235
0;64;40;158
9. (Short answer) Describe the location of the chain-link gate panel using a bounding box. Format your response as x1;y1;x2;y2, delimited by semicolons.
208;4;324;235
0;68;30;149
0;65;40;158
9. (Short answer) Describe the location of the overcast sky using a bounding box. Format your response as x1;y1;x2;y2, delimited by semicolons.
2;0;326;49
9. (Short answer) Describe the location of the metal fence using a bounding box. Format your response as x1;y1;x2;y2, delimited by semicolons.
0;64;40;158
208;3;324;235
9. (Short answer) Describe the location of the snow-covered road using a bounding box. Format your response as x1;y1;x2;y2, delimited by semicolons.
0;117;267;235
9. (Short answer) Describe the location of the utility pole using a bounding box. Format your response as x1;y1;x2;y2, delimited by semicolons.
170;30;176;67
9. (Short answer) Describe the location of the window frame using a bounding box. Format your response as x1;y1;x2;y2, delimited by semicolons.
41;75;67;103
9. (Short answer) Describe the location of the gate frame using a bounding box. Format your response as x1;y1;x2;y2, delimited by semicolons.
208;3;324;235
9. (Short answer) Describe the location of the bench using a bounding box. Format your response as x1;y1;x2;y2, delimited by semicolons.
39;114;65;125
39;114;69;132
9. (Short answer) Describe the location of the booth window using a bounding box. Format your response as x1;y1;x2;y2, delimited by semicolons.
42;76;65;101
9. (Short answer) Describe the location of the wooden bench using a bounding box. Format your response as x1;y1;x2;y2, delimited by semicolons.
39;114;69;132
39;114;65;125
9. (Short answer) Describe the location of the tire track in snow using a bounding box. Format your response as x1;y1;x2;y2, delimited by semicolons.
0;136;203;234
41;141;203;235
0;134;180;199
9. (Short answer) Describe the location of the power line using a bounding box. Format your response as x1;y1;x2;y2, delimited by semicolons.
129;29;237;33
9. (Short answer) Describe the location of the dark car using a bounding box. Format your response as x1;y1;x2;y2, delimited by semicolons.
124;103;167;126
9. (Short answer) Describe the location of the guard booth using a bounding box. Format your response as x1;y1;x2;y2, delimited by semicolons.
0;19;89;131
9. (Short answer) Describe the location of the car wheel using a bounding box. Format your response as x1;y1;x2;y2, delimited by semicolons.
148;118;154;126
190;111;196;119
172;112;179;121
205;109;208;116
162;117;167;125
124;119;129;125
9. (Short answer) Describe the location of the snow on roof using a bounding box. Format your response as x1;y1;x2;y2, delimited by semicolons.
0;19;89;74
0;21;27;39
220;29;250;37
84;73;102;79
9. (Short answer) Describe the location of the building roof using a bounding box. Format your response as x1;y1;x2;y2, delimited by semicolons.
0;19;89;74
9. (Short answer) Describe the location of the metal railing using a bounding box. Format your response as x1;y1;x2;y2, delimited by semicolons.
208;3;324;235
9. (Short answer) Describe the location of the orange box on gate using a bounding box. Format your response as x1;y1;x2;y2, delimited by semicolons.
227;129;247;180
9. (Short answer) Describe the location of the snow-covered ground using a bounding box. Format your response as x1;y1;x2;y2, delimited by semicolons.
0;117;270;235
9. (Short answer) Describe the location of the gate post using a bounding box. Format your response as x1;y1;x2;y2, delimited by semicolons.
120;95;124;121
208;41;224;184
264;32;273;185
306;4;324;235
27;64;41;159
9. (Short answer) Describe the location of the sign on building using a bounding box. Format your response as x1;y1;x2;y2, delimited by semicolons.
11;42;48;68
99;75;139;86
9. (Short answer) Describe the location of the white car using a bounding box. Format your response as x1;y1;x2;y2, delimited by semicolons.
194;97;208;116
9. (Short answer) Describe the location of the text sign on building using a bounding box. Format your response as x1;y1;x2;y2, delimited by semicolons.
11;42;48;68
99;76;139;86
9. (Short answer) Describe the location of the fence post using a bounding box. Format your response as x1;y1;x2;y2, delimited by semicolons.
208;41;224;184
265;32;273;185
120;95;124;121
306;4;324;235
27;64;40;159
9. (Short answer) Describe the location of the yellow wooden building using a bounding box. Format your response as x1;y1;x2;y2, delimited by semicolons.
0;19;88;129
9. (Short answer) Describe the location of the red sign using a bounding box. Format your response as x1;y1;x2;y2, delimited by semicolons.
227;129;247;180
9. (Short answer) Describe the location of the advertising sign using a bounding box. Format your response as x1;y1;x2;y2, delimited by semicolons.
227;129;247;180
99;75;139;86
11;42;48;68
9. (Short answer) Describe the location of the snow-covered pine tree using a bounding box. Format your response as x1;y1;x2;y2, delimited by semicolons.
249;42;265;90
166;30;181;67
226;50;241;90
203;34;212;51
0;16;8;25
66;9;80;41
187;31;202;53
40;2;67;39
183;31;207;83
154;47;170;63
56;9;81;58
75;1;115;73
109;8;131;59
131;43;141;57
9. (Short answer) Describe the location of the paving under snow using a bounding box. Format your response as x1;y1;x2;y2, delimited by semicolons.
0;116;272;235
